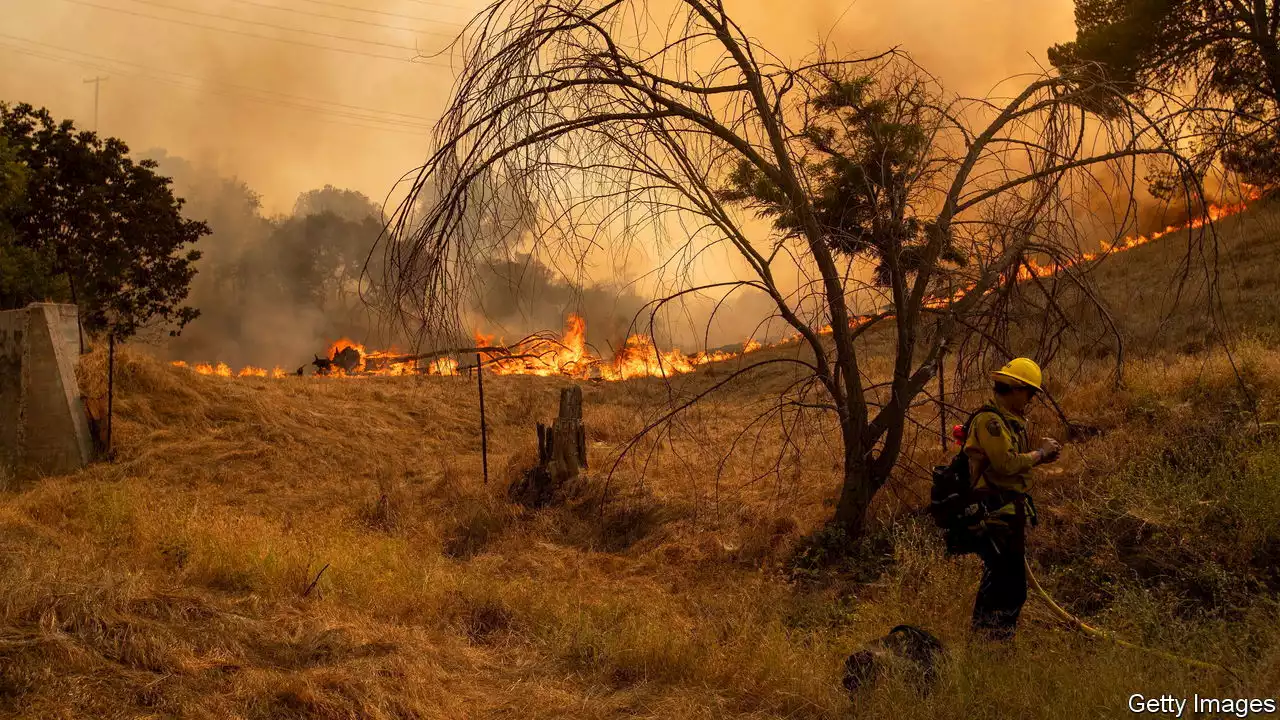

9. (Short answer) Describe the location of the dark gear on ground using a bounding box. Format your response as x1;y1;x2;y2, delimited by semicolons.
842;624;945;696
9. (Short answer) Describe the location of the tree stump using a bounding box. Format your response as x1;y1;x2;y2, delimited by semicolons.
511;386;588;507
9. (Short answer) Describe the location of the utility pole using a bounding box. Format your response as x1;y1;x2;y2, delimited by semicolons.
83;76;108;132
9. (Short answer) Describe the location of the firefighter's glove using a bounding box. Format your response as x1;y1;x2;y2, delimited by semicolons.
1036;438;1062;464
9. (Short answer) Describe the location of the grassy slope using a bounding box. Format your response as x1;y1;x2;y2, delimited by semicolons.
1088;196;1280;352
1;206;1279;718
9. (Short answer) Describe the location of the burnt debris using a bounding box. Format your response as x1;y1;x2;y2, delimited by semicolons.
332;347;362;374
311;355;335;376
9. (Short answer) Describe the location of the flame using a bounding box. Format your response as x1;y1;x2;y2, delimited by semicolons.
1014;186;1263;283
913;185;1268;309
327;338;367;373
601;334;696;381
183;362;234;377
428;357;460;376
479;314;596;377
172;186;1262;382
473;315;748;380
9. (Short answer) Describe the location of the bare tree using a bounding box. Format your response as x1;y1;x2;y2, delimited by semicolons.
378;0;1191;534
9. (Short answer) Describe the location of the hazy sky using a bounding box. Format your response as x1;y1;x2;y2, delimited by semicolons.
0;0;1077;215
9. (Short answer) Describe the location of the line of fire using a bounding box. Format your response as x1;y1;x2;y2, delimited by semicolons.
173;186;1261;382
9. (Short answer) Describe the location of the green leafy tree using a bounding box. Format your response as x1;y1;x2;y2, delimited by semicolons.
0;136;66;309
719;69;964;286
0;136;23;206
1049;0;1280;184
0;103;208;339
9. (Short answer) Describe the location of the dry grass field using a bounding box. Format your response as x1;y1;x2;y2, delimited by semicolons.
2;203;1279;718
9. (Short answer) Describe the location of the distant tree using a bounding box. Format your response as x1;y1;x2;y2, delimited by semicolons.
1049;0;1280;185
256;210;383;308
294;185;383;223
473;252;653;347
0;104;208;339
143;157;394;365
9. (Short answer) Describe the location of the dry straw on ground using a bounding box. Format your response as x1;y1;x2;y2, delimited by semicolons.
2;206;1279;718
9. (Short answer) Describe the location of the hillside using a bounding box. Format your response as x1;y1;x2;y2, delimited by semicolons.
1;206;1279;718
1088;196;1280;352
711;195;1280;386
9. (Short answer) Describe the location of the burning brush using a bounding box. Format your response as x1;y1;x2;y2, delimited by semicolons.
170;186;1268;382
172;315;767;382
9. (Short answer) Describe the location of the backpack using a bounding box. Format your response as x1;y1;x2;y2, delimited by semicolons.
929;409;989;555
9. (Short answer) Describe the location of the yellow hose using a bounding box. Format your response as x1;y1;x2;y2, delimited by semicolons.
1024;559;1240;680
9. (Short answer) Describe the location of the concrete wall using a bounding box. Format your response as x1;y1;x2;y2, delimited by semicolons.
0;303;94;481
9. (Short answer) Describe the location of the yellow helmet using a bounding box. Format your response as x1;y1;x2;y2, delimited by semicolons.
992;357;1043;391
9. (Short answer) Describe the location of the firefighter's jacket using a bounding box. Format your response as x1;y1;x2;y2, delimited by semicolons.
964;400;1038;519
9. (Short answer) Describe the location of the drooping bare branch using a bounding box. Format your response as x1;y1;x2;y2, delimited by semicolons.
376;0;1199;533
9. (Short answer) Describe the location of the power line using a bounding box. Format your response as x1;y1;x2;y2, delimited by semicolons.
98;0;419;52
3;49;435;131
4;46;429;136
397;0;474;11
0;32;435;123
0;41;433;135
55;0;456;66
1;42;428;133
220;0;460;37
292;0;467;26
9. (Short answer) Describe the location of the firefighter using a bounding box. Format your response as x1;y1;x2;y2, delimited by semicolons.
963;358;1061;640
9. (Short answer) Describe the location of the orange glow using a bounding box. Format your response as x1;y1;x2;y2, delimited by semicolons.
1014;186;1263;283
428;357;460;376
601;333;695;380
171;186;1262;382
920;185;1266;311
479;314;595;377
190;362;233;377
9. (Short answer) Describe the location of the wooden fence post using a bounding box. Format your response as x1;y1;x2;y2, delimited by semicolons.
477;353;489;485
